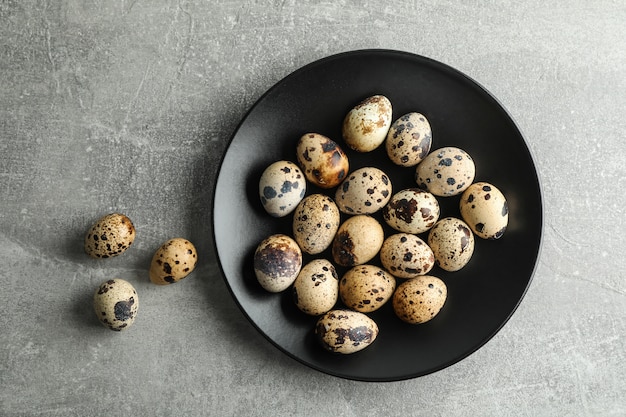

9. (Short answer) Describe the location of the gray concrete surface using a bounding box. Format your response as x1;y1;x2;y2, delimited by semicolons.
1;1;625;416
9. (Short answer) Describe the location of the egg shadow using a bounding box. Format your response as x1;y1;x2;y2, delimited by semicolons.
67;282;103;331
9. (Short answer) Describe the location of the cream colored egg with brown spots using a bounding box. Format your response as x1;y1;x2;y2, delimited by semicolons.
296;133;349;189
292;259;339;316
93;279;139;331
335;167;392;215
427;217;475;272
386;112;432;167
253;234;302;293
339;265;396;313
259;161;307;217
382;188;440;234
415;147;475;197
292;194;340;255
393;275;447;324
84;213;136;259
149;238;198;285
380;233;435;279
460;182;509;240
315;309;379;354
331;215;384;267
342;95;393;152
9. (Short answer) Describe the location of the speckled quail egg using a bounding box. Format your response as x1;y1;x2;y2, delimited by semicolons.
93;279;139;331
335;167;392;215
385;112;432;167
331;215;384;267
382;188;440;234
427;217;475;272
296;133;349;189
379;233;435;279
254;234;303;293
393;275;447;324
342;95;393;152
292;194;340;255
415;147;475;197
460;182;509;240
339;265;396;313
315;309;379;354
84;213;136;259
149;238;198;285
293;259;339;316
259;160;306;217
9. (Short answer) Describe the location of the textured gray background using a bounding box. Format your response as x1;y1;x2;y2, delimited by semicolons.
1;1;625;416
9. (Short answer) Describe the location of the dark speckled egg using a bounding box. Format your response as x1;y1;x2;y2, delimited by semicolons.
386;112;432;167
254;234;302;293
84;213;136;259
93;279;139;331
259;161;306;217
296;133;349;189
149;238;198;285
315;309;379;354
415;147;475;197
427;217;475;272
339;265;396;313
460;182;509;240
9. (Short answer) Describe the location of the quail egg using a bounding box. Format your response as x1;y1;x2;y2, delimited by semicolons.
315;309;379;354
296;133;349;189
415;147;475;197
460;182;509;240
254;234;303;292
382;188;440;234
259;160;306;217
385;112;432;167
427;217;475;272
293;259;339;316
335;167;392;215
149;238;198;285
84;213;136;259
93;279;139;331
339;264;396;313
292;194;340;255
331;215;384;267
342;95;393;152
379;233;435;279
392;275;447;324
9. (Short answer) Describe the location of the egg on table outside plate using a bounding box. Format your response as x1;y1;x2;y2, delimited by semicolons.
149;238;198;285
93;279;139;331
342;95;393;152
84;213;136;259
259;160;306;217
460;182;509;240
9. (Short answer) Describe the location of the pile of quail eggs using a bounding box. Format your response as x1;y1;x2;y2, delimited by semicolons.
85;213;198;331
254;95;509;354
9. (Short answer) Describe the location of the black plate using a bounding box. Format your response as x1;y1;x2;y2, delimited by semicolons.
212;49;543;382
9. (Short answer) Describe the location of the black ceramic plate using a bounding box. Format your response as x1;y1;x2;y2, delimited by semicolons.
213;49;542;382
